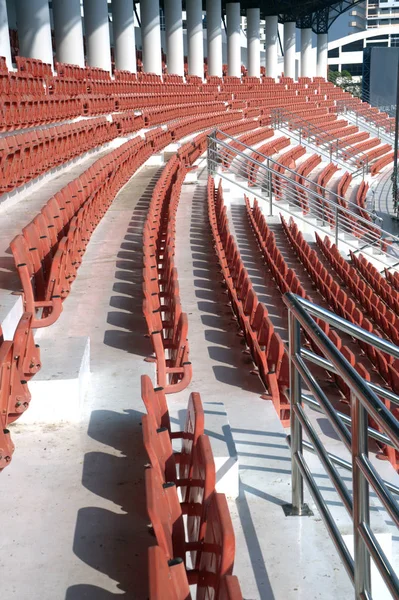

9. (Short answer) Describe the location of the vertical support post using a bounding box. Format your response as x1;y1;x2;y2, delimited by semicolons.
53;0;85;68
226;2;241;78
207;0;222;77
289;312;304;514
187;0;204;79
0;0;12;68
265;15;278;79
141;0;162;76
83;0;112;73
392;55;399;216
112;0;137;72
16;0;54;68
164;0;184;76
284;21;296;80
300;28;312;78
316;32;328;78
268;163;273;217
335;204;339;247
351;391;371;598
247;8;260;78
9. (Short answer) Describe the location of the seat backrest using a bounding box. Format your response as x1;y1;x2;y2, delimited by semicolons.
142;414;177;484
145;466;186;562
197;493;236;600
148;546;191;600
219;575;243;600
141;374;170;431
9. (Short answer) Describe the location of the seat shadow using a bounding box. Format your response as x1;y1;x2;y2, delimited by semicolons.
68;408;150;599
103;170;162;357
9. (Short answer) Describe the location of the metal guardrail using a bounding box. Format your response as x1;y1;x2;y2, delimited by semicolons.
207;129;399;269
336;102;395;146
284;292;399;599
271;107;369;177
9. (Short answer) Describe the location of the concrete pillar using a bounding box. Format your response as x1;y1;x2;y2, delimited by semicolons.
227;3;240;78
284;21;296;79
0;0;12;68
300;27;312;78
186;0;203;78
53;0;85;68
141;0;162;75
164;0;184;76
207;0;222;77
265;15;278;79
83;0;112;73
316;32;328;78
112;0;136;72
15;0;53;67
247;8;260;78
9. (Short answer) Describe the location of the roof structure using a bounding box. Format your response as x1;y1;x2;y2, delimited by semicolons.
157;0;366;33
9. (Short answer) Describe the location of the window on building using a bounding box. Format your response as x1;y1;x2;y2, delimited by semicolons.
342;40;364;52
366;40;389;47
328;48;339;58
329;65;339;72
341;63;363;76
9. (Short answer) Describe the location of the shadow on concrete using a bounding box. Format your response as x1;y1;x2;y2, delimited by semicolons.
189;187;264;395
104;170;162;357
66;408;150;599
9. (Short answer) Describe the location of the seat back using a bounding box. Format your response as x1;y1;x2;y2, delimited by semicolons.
148;546;191;600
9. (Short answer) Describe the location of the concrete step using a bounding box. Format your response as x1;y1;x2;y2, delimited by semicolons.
20;335;90;424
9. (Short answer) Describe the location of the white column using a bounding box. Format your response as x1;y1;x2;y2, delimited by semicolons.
186;0;203;78
207;0;222;77
300;27;312;77
15;0;53;67
164;0;184;76
265;15;278;79
141;0;162;75
53;0;85;68
316;32;328;78
284;21;296;79
0;0;12;68
247;8;260;78
112;0;136;72
227;3;240;78
83;0;112;73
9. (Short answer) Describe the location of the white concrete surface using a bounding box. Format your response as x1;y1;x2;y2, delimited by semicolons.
164;0;184;77
226;3;241;78
0;0;12;69
186;0;204;79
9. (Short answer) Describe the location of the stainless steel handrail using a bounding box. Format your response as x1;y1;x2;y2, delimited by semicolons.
207;129;399;269
271;107;369;177
284;292;399;599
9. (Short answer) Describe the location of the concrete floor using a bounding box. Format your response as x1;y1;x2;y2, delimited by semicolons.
3;137;399;599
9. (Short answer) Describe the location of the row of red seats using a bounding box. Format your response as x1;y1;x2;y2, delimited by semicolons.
272;145;306;200
221;126;274;168
282;218;399;467
385;268;399;292
142;154;192;394
142;376;243;599
317;235;399;346
370;151;394;175
294;153;322;214
247;136;291;186
0;313;41;469
1;117;115;194
208;178;290;425
10;134;153;329
351;252;399;316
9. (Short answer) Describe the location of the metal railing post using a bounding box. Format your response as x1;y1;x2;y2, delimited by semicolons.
335;204;339;248
289;311;304;514
207;132;216;175
267;158;273;216
351;391;372;599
